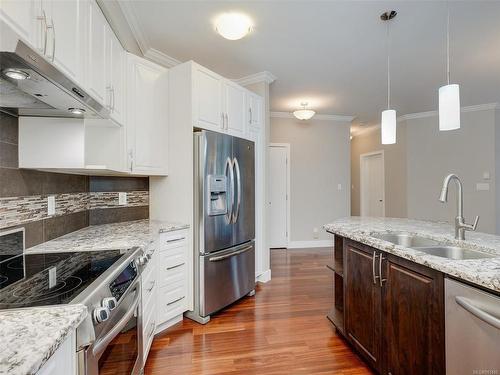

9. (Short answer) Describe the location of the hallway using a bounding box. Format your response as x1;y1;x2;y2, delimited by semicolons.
145;248;372;374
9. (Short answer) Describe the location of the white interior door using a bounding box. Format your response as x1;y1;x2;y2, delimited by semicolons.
360;152;385;217
269;145;289;248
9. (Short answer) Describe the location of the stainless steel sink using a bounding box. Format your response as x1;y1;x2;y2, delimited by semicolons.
370;232;441;247
412;246;496;260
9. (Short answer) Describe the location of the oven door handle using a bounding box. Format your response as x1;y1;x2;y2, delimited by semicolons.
92;289;140;356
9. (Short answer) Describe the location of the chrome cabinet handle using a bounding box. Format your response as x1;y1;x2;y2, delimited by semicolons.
224;113;229;130
231;157;241;223
209;245;253;262
166;237;185;244
111;87;116;112
106;86;112;109
167;296;185;306
37;10;48;54
372;251;379;285
167;262;185;271
221;112;225;129
46;18;55;61
455;296;500;330
128;149;133;171
379;254;386;286
147;280;155;292
249;107;252;124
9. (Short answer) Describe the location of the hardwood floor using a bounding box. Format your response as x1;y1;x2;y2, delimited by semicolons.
145;248;373;375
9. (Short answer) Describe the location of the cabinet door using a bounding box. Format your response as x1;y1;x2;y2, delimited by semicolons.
47;0;83;82
224;81;246;137
383;258;445;375
345;242;383;373
0;0;40;49
107;28;125;125
85;0;107;105
126;55;168;175
193;66;223;132
248;92;263;129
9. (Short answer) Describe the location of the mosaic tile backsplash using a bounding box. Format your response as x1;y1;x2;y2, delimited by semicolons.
0;112;150;247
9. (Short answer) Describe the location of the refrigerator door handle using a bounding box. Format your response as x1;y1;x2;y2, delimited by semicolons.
224;157;234;224
231;157;241;223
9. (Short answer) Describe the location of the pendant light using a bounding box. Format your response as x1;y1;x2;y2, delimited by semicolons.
439;3;460;131
293;102;316;121
380;11;397;145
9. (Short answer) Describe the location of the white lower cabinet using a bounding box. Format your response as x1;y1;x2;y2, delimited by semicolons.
36;331;76;375
141;229;190;365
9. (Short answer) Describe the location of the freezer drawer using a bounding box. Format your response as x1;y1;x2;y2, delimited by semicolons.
445;278;500;375
200;241;255;317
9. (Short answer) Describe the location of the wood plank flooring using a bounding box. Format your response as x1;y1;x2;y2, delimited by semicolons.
145;248;373;375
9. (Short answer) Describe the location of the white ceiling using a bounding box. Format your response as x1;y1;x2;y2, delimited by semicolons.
114;1;500;128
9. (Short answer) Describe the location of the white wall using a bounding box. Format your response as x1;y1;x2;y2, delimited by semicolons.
270;116;351;243
406;108;497;233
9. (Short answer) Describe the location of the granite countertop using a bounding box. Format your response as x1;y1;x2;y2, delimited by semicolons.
26;219;189;253
323;217;500;293
0;304;88;375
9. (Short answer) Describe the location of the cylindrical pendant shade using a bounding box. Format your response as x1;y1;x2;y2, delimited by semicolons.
439;84;460;131
381;109;396;144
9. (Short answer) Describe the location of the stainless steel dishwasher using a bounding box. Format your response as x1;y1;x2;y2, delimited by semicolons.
445;278;500;375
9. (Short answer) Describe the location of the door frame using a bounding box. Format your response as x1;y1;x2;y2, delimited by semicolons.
360;150;385;217
269;143;291;248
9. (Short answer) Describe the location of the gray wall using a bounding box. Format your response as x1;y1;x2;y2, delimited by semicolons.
0;112;149;248
270;116;351;242
351;107;498;234
351;124;408;218
406;109;497;233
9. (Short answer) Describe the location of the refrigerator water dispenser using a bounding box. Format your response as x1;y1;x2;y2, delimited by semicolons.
207;175;227;215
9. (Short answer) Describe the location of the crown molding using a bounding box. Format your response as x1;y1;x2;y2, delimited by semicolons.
234;71;277;86
271;111;355;122
399;102;499;121
143;48;181;68
117;1;149;54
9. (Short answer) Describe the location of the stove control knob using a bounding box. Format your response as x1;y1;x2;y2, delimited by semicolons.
102;297;117;311
94;307;110;324
137;255;149;266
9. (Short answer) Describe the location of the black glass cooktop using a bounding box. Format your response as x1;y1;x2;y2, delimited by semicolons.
0;250;125;309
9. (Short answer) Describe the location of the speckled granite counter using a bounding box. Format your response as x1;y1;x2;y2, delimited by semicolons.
324;217;500;293
0;304;88;375
26;219;189;253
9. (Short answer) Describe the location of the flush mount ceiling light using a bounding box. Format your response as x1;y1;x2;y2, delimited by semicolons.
68;107;85;115
215;12;253;40
3;68;30;80
439;3;460;131
380;10;397;145
293;102;315;120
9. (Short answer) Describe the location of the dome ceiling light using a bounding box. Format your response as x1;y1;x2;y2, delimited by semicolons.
215;12;253;41
293;102;315;121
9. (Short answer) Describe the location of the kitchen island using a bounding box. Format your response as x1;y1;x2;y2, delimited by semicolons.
323;217;500;375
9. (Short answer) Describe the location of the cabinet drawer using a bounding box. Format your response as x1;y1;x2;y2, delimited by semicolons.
157;283;186;324
158;261;186;288
160;230;188;250
143;299;156;358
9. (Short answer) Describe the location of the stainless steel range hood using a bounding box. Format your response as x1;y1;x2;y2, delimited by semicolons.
0;39;110;119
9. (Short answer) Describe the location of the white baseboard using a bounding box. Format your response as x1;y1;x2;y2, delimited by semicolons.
155;313;183;335
256;269;271;283
287;240;333;249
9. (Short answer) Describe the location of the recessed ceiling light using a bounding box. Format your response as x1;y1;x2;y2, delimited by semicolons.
215;12;253;40
3;68;30;80
68;108;85;115
293;102;315;121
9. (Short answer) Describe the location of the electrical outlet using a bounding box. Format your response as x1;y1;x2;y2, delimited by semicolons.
313;227;319;239
47;196;55;216
337;184;342;191
118;192;127;205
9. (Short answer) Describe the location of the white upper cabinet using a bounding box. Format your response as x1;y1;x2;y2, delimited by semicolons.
193;66;223;132
106;26;125;125
126;53;168;176
46;0;84;82
0;0;40;48
247;91;264;129
85;0;107;106
223;81;246;137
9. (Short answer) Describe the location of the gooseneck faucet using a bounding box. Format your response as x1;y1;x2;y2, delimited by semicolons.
439;174;479;240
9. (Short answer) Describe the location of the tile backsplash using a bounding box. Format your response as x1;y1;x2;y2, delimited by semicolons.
0;112;149;248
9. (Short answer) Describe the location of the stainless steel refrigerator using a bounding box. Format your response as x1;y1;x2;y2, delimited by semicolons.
187;130;255;324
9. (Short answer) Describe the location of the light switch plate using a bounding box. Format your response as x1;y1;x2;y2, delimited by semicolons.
476;183;490;191
47;196;55;216
118;192;127;205
337;184;342;191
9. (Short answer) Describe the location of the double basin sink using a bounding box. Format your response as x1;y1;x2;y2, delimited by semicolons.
370;232;496;260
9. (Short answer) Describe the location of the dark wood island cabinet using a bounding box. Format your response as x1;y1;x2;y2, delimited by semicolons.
328;236;445;375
